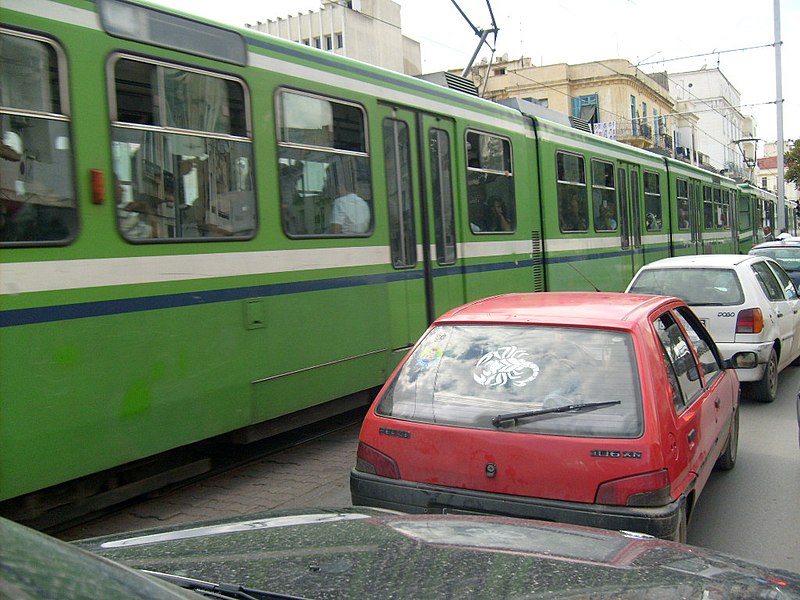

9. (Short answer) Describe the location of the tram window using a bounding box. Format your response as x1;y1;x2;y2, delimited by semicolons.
111;56;255;242
703;186;714;229
591;159;617;232
1;30;77;245
738;194;752;231
644;171;662;231
712;188;722;228
431;128;456;265
114;60;157;125
719;190;731;229
277;90;371;237
676;179;689;230
384;119;415;268
556;151;587;233
465;131;515;234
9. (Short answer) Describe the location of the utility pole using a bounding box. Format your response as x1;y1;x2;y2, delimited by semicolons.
775;0;785;228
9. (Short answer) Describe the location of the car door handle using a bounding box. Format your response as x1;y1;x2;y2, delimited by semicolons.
688;429;696;444
777;311;784;318
714;398;721;408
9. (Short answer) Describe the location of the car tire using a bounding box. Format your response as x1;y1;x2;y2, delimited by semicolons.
714;409;739;471
749;348;778;403
669;501;687;544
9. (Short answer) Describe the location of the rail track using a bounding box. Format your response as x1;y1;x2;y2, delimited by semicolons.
0;402;370;535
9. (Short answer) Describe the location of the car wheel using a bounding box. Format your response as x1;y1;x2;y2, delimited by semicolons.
750;348;778;403
714;409;739;471
669;501;687;544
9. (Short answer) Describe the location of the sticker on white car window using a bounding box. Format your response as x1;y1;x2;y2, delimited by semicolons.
473;346;539;387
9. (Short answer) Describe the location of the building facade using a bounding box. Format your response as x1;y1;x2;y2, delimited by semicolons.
462;57;676;156
248;0;421;76
757;141;800;208
669;68;753;178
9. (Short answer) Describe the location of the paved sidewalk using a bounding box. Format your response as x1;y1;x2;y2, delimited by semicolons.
59;422;360;541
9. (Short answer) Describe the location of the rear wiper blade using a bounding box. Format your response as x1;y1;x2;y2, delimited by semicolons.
142;570;308;600
492;401;621;428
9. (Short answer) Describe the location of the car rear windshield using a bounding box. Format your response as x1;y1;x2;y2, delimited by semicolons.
750;247;800;272
376;325;643;438
628;267;744;306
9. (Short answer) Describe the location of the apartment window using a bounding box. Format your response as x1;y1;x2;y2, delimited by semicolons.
325;36;332;50
336;33;343;48
572;94;599;125
630;95;638;136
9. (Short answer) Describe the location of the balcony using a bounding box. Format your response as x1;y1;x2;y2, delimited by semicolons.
593;120;674;155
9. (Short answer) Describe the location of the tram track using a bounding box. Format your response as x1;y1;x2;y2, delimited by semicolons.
0;404;369;536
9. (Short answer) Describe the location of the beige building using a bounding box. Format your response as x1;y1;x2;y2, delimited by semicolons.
757;141;800;208
248;0;421;76
461;57;676;156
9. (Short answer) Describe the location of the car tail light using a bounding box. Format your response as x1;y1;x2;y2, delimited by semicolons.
736;308;764;334
595;469;671;506
355;442;401;479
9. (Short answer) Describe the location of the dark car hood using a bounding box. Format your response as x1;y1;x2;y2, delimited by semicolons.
76;507;800;599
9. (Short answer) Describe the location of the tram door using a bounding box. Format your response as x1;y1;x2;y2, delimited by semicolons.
617;163;645;280
381;106;464;360
689;180;704;254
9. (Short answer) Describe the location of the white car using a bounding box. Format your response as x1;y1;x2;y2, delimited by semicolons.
626;254;800;402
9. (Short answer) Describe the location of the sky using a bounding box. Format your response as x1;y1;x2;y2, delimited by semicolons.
158;0;799;153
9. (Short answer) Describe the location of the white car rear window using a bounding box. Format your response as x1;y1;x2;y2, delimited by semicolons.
629;268;744;306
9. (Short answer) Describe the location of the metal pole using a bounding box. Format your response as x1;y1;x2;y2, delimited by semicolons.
774;0;786;228
461;29;491;78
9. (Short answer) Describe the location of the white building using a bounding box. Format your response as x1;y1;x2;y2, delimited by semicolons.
248;0;421;76
669;68;755;178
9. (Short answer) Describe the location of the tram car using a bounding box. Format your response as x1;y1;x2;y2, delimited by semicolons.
0;0;770;513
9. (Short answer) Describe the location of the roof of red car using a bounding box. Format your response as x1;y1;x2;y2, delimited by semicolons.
438;292;673;328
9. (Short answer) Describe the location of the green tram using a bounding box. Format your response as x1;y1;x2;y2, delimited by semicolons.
0;0;767;508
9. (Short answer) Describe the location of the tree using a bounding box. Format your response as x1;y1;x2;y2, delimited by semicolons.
786;140;800;187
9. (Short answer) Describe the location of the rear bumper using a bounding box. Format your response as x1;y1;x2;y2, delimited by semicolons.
350;470;684;540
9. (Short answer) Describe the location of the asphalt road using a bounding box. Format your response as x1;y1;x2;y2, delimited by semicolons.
686;364;800;572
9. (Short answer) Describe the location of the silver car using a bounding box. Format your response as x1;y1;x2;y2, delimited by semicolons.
626;254;800;402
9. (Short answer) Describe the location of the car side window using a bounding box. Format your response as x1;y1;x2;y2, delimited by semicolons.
752;261;786;301
654;312;703;409
768;261;798;299
674;307;722;384
660;347;685;411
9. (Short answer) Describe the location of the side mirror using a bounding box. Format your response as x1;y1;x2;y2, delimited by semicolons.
725;351;759;370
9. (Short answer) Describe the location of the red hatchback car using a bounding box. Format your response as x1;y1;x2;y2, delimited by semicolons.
351;292;755;542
